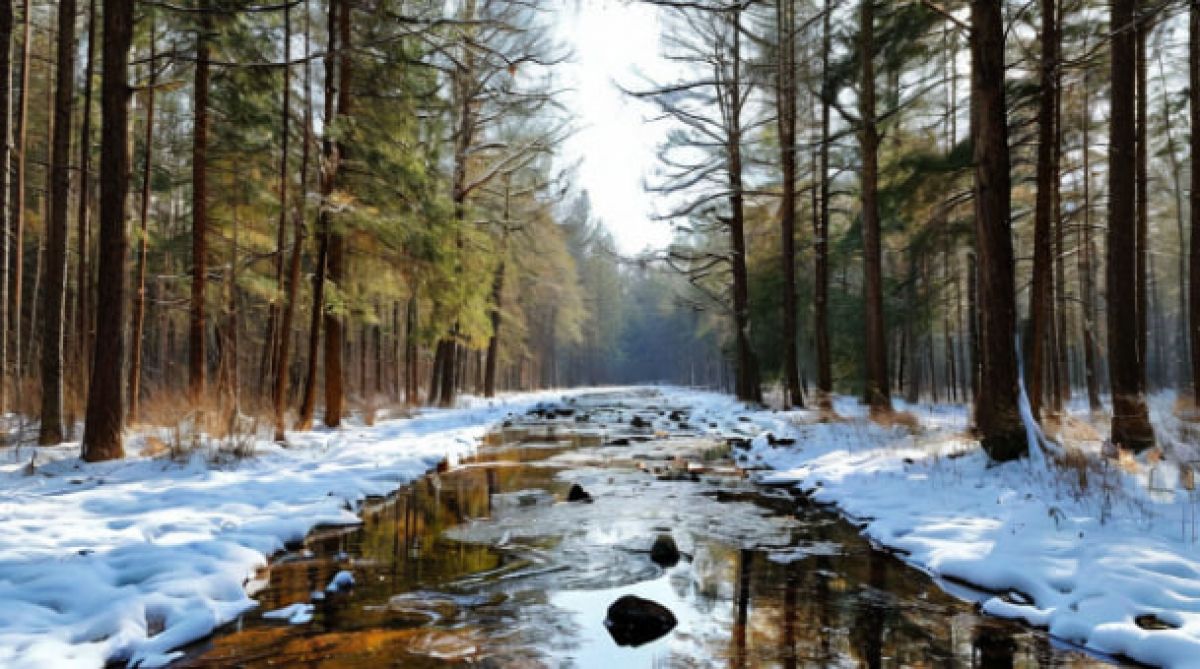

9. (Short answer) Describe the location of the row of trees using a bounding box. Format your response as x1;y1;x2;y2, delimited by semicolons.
0;0;727;461
643;0;1193;458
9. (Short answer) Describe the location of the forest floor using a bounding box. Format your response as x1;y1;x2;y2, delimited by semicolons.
0;386;1198;667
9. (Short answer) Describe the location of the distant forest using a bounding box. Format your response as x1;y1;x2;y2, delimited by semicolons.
0;0;1191;463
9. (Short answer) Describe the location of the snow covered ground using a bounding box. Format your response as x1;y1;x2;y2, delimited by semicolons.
669;389;1200;669
0;390;574;668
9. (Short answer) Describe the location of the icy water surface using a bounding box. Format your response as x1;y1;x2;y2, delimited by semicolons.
173;390;1123;668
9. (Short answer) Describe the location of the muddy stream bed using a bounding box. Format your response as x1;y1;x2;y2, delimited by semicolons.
171;390;1123;668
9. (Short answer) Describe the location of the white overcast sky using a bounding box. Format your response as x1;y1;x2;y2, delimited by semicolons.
555;1;676;255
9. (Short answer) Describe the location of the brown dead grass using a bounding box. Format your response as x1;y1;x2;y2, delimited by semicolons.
870;409;920;433
1041;413;1102;443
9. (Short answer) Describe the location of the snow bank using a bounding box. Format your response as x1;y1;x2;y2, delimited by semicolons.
0;390;571;668
661;386;1200;668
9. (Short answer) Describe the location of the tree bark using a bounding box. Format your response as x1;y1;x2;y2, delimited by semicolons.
189;2;211;401
0;0;13;414
129;18;155;425
1079;57;1102;412
1191;0;1200;403
970;0;1025;460
726;7;759;404
274;0;304;441
813;0;832;409
75;0;95;385
37;0;77;444
10;0;28;387
859;0;890;414
1028;0;1056;420
1108;0;1155;450
81;0;133;462
322;0;349;427
776;0;801;409
298;0;336;431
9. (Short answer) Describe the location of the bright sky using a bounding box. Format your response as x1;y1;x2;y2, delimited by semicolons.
556;1;675;255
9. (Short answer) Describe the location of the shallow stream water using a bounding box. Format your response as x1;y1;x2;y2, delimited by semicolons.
173;390;1123;668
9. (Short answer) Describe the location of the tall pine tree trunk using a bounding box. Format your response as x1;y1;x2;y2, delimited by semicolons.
274;0;305;441
322;0;350;427
970;0;1025;460
129;18;155;425
1191;0;1200;403
0;0;13;414
1109;0;1155;450
37;0;77;444
81;0;133;462
10;0;28;388
189;4;211;401
812;0;832;409
1028;0;1056;420
776;0;801;409
859;0;890;414
75;0;95;385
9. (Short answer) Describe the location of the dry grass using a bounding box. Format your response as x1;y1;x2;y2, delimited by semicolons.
870;409;921;433
1041;413;1102;443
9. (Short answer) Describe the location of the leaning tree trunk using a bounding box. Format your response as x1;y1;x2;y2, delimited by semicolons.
189;4;211;401
1109;0;1155;450
859;0;891;415
37;0;78;444
970;0;1025;460
81;0;133;462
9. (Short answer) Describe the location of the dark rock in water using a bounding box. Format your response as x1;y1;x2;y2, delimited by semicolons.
555;408;575;418
668;410;686;422
574;414;590;423
728;437;751;450
607;437;631;446
766;433;796;447
502;420;513;428
649;534;680;567
567;483;593;503
630;415;652;429
737;416;751;422
605;595;677;647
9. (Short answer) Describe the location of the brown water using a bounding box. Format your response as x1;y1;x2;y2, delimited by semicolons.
173;390;1125;668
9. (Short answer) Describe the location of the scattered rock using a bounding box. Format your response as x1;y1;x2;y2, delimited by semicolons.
766;433;796;446
649;534;680;567
630;416;652;429
567;483;593;503
607;437;631;446
1135;613;1179;631
728;437;751;450
604;595;678;647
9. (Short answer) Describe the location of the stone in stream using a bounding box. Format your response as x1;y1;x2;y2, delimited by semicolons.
604;595;678;647
630;415;651;429
567;483;593;503
649;534;680;567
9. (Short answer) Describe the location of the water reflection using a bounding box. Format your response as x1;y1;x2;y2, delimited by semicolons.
175;393;1119;668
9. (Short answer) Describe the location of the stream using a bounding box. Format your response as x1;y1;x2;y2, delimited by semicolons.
172;389;1122;668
